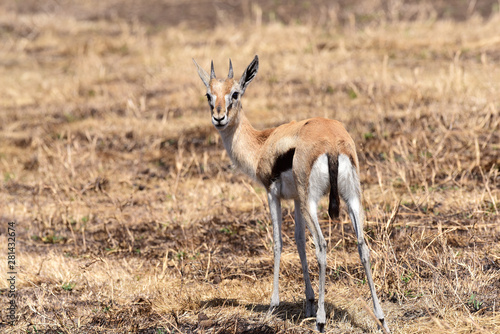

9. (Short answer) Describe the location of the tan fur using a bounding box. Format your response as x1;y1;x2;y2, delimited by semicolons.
213;109;358;193
255;118;357;190
209;78;237;120
194;57;389;333
200;62;357;194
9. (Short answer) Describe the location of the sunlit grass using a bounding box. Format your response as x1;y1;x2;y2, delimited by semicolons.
0;1;498;333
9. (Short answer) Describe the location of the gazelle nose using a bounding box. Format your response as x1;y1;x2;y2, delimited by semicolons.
212;114;228;128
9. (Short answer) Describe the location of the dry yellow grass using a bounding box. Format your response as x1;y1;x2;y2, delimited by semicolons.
0;1;499;333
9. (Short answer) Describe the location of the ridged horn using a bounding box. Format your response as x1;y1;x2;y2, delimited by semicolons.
210;60;216;79
228;59;233;79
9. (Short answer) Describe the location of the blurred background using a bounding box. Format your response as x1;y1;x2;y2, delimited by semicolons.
5;0;499;28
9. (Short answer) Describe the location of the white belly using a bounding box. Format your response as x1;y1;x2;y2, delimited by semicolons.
271;153;330;200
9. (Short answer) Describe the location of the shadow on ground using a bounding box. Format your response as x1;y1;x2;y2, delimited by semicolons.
201;297;373;332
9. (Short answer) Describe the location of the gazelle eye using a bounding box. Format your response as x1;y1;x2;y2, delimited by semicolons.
232;92;239;100
205;93;211;102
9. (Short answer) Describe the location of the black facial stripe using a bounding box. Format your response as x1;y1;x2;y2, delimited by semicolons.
206;93;214;109
271;148;295;182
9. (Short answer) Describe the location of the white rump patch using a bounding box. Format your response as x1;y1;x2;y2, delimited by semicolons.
338;154;364;237
308;154;330;210
337;154;360;203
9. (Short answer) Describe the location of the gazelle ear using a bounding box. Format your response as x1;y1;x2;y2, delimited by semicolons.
239;55;259;95
192;59;210;88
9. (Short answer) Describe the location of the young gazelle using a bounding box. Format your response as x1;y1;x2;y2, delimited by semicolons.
193;56;390;333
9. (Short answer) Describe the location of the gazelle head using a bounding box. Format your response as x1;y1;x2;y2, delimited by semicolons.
193;56;259;130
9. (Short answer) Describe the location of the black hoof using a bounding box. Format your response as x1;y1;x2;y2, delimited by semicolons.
378;318;390;333
316;323;325;333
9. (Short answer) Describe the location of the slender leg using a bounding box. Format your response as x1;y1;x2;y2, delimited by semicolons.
293;200;315;317
267;189;282;311
338;154;390;333
300;200;327;332
347;196;390;333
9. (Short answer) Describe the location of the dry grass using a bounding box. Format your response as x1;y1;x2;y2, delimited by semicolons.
0;1;499;333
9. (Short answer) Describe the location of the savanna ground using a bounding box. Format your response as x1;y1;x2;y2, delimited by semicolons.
0;1;499;333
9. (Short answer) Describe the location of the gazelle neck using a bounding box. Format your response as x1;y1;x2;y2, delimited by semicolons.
217;110;270;180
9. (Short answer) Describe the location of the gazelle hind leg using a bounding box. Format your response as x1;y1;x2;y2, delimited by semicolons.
347;197;389;331
338;155;390;333
299;200;327;332
294;200;315;317
295;154;330;332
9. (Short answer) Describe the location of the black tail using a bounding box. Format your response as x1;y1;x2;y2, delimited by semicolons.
327;154;340;218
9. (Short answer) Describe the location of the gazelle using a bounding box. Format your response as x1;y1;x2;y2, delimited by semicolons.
193;56;389;333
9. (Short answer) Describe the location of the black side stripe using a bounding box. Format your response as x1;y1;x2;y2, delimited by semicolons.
328;154;340;218
270;148;296;183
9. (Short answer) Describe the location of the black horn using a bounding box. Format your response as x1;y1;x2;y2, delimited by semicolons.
228;59;234;78
210;60;216;79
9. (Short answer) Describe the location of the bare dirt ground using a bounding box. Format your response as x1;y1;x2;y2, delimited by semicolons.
0;1;499;333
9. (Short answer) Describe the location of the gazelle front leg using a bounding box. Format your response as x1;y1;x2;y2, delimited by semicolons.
267;185;283;311
294;199;315;317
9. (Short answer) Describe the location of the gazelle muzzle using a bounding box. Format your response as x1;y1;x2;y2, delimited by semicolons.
212;114;228;127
